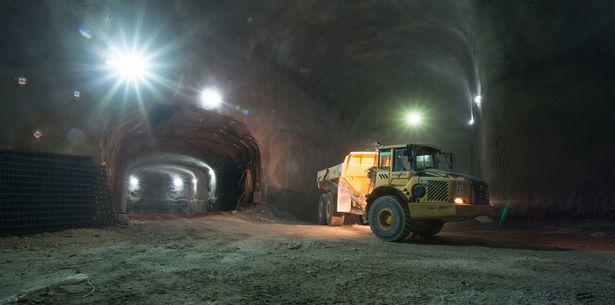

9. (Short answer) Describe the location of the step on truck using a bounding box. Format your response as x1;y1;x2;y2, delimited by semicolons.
316;143;494;241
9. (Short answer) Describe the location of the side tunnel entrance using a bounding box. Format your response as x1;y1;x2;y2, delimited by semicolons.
106;105;261;214
124;162;211;214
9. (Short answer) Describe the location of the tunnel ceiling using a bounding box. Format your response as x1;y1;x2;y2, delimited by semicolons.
3;0;614;139
242;1;476;126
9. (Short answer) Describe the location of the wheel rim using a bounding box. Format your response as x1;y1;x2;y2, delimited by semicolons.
318;200;324;220
377;208;395;230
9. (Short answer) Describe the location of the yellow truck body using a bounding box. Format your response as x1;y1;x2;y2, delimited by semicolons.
316;144;494;241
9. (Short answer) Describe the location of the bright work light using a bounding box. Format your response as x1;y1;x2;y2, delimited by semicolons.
128;175;139;191
474;95;482;107
107;55;147;80
200;88;223;109
106;51;152;85
406;112;422;126
173;176;183;189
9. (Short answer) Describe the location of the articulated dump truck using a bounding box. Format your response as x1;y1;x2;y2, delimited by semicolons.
316;144;494;242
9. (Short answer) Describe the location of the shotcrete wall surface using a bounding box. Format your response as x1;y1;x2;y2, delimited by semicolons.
184;57;347;221
474;1;615;220
0;1;349;221
229;59;347;221
2;1;615;221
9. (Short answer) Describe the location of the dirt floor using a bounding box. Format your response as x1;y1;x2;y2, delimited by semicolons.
1;208;615;305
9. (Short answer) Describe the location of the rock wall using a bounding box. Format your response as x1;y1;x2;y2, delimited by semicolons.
185;53;348;221
474;1;615;219
7;0;615;221
0;1;349;221
172;1;353;221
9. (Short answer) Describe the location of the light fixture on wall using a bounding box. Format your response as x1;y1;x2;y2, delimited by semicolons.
128;175;139;191
474;95;482;108
200;88;223;109
172;175;184;191
105;50;153;86
406;112;423;126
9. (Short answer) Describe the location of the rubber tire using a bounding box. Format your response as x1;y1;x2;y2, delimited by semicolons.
412;221;444;238
318;195;327;225
368;195;412;242
322;193;345;226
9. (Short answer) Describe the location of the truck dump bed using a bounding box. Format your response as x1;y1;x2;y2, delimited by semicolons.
317;152;376;212
340;152;376;195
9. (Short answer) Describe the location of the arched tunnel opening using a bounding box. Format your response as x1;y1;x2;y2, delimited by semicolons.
107;104;261;215
123;162;212;214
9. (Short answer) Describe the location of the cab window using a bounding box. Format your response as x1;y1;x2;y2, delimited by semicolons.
416;154;435;169
393;148;411;172
378;150;391;170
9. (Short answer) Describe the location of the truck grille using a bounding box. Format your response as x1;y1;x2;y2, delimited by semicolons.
473;181;489;205
426;180;450;202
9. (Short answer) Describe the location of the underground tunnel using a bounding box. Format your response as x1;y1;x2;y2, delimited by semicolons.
1;0;611;222
123;161;210;214
1;1;615;304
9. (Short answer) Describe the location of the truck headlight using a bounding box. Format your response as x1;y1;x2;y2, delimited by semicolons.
454;197;465;204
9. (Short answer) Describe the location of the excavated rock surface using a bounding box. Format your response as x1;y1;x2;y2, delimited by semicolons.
1;1;615;219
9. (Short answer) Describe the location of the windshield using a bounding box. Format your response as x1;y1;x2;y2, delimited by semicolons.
408;145;452;170
415;154;437;169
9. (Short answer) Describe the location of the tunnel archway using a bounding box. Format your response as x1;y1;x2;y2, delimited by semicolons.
122;160;211;214
105;104;261;214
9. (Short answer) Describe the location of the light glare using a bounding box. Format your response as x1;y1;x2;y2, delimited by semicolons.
173;176;183;189
106;53;149;81
406;112;422;126
200;89;223;109
129;175;139;191
474;95;482;107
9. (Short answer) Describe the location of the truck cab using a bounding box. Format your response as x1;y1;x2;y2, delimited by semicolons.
371;144;490;209
364;144;493;240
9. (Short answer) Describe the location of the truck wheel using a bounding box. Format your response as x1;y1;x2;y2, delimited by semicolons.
412;221;444;238
322;192;344;226
368;195;412;242
318;194;327;225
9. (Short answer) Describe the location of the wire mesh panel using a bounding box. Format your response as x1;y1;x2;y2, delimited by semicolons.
0;151;116;235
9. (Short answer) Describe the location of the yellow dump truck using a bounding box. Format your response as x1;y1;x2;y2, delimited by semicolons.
316;144;494;241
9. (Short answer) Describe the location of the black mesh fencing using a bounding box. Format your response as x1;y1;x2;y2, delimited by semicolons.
0;151;116;235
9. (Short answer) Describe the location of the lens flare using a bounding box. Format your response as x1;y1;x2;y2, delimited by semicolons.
498;203;510;229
